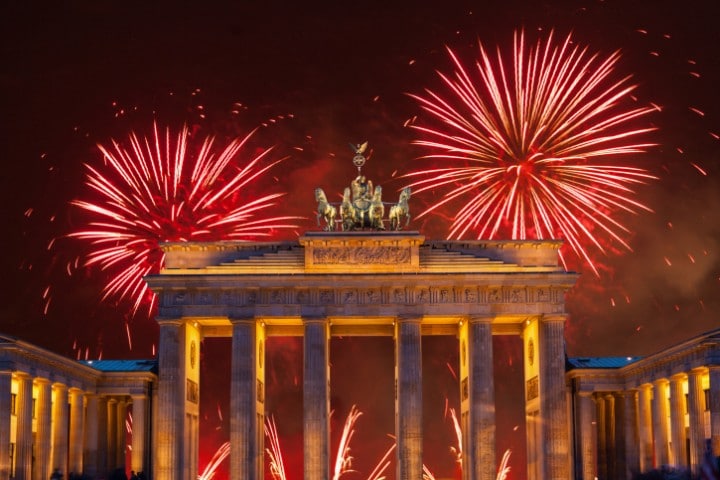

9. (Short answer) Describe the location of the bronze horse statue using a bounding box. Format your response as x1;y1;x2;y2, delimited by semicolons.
314;188;337;231
389;187;411;230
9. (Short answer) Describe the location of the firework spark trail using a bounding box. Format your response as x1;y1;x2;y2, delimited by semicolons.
365;441;396;480
265;416;288;480
406;30;657;274
449;408;462;466
332;405;363;480
496;449;512;480
69;123;300;316
198;441;230;480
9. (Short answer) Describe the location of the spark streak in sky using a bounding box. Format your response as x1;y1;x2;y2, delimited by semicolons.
407;30;658;273
69;123;299;316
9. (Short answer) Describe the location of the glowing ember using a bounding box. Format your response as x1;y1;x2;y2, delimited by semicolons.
69;123;300;316
407;30;657;274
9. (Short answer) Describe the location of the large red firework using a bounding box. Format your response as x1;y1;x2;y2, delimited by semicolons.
407;30;658;273
69;123;300;315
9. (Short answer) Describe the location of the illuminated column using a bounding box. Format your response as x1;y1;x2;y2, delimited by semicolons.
107;397;118;471
155;319;184;480
97;395;109;477
230;317;265;480
637;384;654;472
83;394;100;477
395;315;422;480
620;390;639;478
604;394;616;479
34;378;52;480
575;391;596;480
687;369;706;473
51;384;69;478
15;373;33;480
651;379;670;466
596;395;607;480
710;366;720;457
130;394;148;475
462;316;496;480
0;370;12;479
69;387;85;475
539;315;570;479
669;374;687;467
612;392;627;478
116;398;127;468
304;317;330;480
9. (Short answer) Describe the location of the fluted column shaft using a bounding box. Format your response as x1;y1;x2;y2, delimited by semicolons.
575;392;596;480
304;318;329;480
230;318;263;480
669;375;688;467
15;373;33;480
107;398;118;472
34;379;53;480
539;316;570;479
710;366;720;457
51;384;69;478
637;384;654;471
116;399;127;467
130;395;148;475
605;394;616;479
396;316;422;480
68;387;85;475
596;395;607;480
687;369;706;473
0;371;12;479
83;394;100;478
155;319;183;480
652;379;670;466
468;316;495;480
622;391;639;478
613;393;628;478
97;396;109;476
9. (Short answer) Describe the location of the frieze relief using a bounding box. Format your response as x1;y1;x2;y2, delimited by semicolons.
312;246;411;265
162;284;568;311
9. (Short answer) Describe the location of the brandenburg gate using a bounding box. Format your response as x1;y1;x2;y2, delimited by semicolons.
145;142;577;480
146;231;577;480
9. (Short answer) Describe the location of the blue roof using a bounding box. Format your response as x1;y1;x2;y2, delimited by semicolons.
78;359;158;373
567;356;641;369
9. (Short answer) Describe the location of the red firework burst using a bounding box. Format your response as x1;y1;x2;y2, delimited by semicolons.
406;30;658;273
69;123;300;315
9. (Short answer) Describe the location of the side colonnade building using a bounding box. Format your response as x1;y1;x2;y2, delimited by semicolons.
0;335;156;480
568;328;720;479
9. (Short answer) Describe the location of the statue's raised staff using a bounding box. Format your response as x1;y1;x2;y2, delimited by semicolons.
314;188;337;231
389;187;411;230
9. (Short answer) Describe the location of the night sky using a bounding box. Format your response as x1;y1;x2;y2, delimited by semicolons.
2;1;719;478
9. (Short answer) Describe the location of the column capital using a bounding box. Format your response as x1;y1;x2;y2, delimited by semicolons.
467;315;494;324
541;314;568;323
689;367;707;375
33;377;51;385
230;316;256;325
301;315;329;325
396;314;422;324
577;390;596;398
670;372;687;382
156;317;184;326
653;377;669;387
